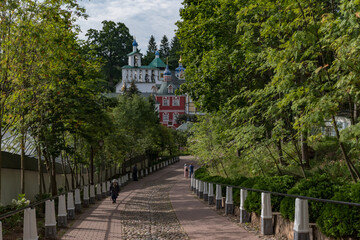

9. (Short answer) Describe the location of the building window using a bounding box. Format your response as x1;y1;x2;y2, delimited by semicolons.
163;113;169;121
168;85;173;94
173;113;178;122
168;121;173;126
173;97;180;106
163;98;169;106
151;72;155;82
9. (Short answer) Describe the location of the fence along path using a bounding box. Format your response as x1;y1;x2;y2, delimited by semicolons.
59;156;261;239
170;156;260;240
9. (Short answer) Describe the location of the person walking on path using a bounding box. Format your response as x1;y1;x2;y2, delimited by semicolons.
133;165;138;181
189;163;194;178
109;179;120;203
184;163;189;178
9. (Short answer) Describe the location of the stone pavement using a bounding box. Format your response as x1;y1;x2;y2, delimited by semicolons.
60;156;262;239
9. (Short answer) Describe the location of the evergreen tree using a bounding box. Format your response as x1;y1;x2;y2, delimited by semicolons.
168;35;182;70
159;35;170;59
126;80;140;97
143;35;157;65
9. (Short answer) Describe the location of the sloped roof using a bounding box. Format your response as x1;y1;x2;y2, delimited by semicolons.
127;50;142;56
156;73;185;95
148;58;166;68
176;122;193;131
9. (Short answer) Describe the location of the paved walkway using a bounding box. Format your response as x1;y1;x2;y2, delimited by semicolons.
60;156;261;239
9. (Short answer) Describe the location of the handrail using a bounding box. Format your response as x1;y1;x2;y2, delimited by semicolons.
0;157;178;221
195;178;360;207
0;193;63;221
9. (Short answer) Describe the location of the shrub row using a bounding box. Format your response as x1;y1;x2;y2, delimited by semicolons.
194;168;360;238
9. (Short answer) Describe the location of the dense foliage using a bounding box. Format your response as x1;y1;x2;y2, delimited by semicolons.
195;168;360;238
178;0;360;183
0;0;184;201
179;2;360;236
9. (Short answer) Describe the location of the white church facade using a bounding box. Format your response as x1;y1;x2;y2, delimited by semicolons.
115;39;167;94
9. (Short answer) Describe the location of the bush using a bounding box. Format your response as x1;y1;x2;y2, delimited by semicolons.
280;173;338;222
316;182;360;238
0;194;30;233
244;175;296;215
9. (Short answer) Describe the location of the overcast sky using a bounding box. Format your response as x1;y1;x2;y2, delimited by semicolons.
76;0;183;54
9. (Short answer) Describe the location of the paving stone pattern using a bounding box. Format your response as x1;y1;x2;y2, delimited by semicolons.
61;156;265;240
120;173;189;240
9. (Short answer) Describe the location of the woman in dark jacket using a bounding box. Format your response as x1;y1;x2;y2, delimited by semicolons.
110;179;120;203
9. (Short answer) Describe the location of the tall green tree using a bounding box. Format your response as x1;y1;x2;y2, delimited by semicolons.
86;20;132;90
168;35;182;70
143;35;157;65
159;35;170;59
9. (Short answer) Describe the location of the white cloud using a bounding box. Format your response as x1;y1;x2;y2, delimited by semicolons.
76;0;182;53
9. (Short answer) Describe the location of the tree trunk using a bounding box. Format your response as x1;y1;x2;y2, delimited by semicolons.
90;146;94;185
0;129;2;203
265;143;282;175
60;153;69;191
332;115;359;182
42;149;52;193
51;155;57;196
20;134;25;194
37;145;42;194
276;140;287;166
41;171;46;193
65;154;75;190
301;131;310;169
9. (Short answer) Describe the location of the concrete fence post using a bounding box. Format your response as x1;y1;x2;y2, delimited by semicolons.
120;176;124;186
89;185;95;204
45;200;57;239
74;189;81;213
203;182;208;201
0;221;3;240
118;178;122;187
107;181;111;195
190;175;194;191
240;189;250;223
101;182;106;198
83;185;89;207
208;183;214;205
294;198;310;240
216;184;222;209
195;179;199;195
141;169;144;178
261;192;273;235
145;168;148;176
57;195;67;227
225;186;234;215
96;183;102;200
199;180;204;199
67;192;75;220
150;167;153;173
23;208;38;240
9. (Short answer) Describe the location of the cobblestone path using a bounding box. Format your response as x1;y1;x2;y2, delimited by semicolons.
119;171;189;240
61;156;261;240
61;161;189;240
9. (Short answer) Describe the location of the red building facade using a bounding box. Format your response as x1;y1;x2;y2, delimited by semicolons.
154;64;186;128
155;95;186;128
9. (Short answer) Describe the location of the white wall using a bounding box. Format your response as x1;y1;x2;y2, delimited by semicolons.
0;168;100;206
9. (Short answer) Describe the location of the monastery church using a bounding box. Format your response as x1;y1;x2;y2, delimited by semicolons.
115;39;188;128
